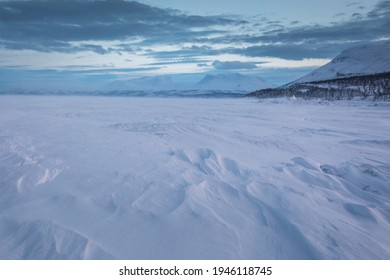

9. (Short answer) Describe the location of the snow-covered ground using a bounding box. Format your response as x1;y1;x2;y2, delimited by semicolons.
0;95;389;260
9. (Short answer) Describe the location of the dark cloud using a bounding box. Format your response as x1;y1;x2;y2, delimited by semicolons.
147;58;211;66
0;0;389;63
332;12;346;18
146;45;227;60
235;40;374;60
206;0;390;60
0;0;240;52
351;12;364;19
212;60;257;70
157;0;389;62
367;0;390;17
246;1;389;45
80;44;112;55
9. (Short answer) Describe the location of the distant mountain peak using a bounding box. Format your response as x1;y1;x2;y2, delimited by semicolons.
108;73;274;92
195;73;273;91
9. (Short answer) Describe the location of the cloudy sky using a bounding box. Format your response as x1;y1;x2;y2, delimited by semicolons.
0;0;388;90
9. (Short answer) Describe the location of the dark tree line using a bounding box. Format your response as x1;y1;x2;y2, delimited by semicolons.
248;72;390;101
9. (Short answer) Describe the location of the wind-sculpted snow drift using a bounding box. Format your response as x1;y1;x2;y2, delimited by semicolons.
0;96;389;259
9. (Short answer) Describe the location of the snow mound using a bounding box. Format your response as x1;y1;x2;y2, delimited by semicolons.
0;134;65;194
0;217;114;259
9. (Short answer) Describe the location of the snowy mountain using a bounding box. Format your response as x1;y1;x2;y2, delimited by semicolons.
108;73;273;93
105;73;273;95
109;75;177;90
293;42;390;84
250;42;390;100
195;73;273;91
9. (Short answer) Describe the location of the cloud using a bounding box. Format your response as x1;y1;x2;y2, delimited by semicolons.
253;1;389;43
367;0;390;17
143;14;388;63
332;12;346;18
147;58;210;66
204;0;390;60
0;0;389;68
212;60;257;70
234;44;351;60
0;0;241;52
346;1;362;8
145;45;226;60
79;44;112;55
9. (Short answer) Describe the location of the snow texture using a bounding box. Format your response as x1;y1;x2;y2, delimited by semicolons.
0;95;389;259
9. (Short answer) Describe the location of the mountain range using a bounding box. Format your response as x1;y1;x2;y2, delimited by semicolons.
195;73;273;91
109;73;273;92
109;76;177;91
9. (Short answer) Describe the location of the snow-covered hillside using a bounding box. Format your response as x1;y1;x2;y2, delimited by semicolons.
293;42;390;84
196;73;273;91
1;96;389;259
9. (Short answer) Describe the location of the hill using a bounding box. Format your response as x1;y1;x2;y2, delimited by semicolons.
249;42;390;100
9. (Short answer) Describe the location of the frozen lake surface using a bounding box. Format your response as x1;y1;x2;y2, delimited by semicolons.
0;95;389;259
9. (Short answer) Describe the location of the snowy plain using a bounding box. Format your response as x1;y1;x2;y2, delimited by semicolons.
0;95;389;259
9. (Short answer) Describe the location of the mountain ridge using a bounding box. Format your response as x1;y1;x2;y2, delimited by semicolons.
195;73;274;91
291;42;390;85
108;72;273;92
249;42;390;100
